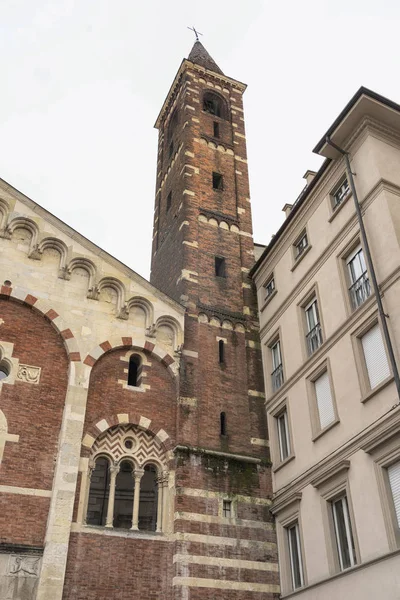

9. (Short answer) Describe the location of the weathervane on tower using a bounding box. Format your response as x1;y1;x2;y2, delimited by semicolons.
187;26;203;41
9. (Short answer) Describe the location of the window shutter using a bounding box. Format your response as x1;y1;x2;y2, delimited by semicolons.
361;324;391;389
388;461;400;528
315;371;335;429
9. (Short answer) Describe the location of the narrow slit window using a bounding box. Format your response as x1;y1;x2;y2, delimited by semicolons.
223;499;232;518
215;257;226;277
218;340;225;363
128;355;141;387
212;172;223;190
220;412;227;436
169;141;174;158
166;192;172;212
213;122;220;138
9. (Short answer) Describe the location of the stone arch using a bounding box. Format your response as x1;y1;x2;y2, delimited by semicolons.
82;334;178;382
0;284;81;365
155;315;183;352
126;296;154;329
98;277;125;312
66;257;96;292
7;216;39;252
37;237;68;270
0;198;10;230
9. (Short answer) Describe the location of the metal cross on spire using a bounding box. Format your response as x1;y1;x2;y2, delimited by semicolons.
187;26;203;41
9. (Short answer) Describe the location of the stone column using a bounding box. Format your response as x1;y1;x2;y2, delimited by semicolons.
156;473;163;533
161;471;169;533
130;469;144;530
82;461;95;525
105;464;120;528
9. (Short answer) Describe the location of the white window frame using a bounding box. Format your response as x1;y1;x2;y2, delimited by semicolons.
265;275;275;299
332;178;350;209
331;495;357;571
304;297;323;356
295;232;308;258
346;245;370;310
277;409;290;462
388;461;400;529
287;522;304;590
361;323;391;391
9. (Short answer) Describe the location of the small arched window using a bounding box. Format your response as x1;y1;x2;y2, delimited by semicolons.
220;412;227;436
203;92;227;119
114;460;134;529
128;354;142;387
167;110;179;142
138;464;158;532
86;457;110;526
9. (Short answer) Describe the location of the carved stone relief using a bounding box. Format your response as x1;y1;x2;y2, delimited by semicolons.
0;552;42;600
16;365;41;385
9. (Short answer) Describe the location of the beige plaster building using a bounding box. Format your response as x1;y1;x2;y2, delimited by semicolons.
251;88;400;598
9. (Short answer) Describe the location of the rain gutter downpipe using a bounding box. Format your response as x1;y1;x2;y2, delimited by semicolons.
326;136;400;402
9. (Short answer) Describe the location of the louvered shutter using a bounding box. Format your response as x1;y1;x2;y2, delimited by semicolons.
315;371;335;429
388;461;400;528
361;324;391;389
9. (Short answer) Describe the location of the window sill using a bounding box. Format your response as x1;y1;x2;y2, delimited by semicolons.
312;418;340;442
73;523;167;540
361;375;394;403
280;547;400;598
260;288;277;313
272;453;295;473
124;384;146;393
291;245;312;272
328;192;352;222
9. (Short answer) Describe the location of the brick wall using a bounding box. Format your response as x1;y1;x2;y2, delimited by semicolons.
0;299;68;546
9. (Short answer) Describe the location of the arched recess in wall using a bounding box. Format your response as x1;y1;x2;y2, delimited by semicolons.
0;199;10;230
7;216;39;253
98;277;125;313
155;316;183;354
83;424;169;533
66;257;96;293
37;237;68;272
126;297;154;330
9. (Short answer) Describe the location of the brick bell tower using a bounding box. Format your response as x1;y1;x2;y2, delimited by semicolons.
151;41;279;598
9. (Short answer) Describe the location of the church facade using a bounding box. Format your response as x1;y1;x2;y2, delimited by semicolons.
0;42;278;600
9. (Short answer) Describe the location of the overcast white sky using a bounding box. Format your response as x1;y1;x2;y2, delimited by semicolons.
1;0;400;279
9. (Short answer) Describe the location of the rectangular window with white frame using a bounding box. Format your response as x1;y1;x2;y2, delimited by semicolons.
305;298;323;356
294;231;308;259
347;246;370;310
271;339;284;392
388;461;400;529
277;409;290;462
331;495;357;571
314;370;336;431
264;275;275;300
332;178;350;210
287;521;304;590
361;323;391;390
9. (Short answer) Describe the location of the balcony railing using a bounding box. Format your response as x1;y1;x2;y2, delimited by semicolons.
306;323;323;356
349;272;371;310
271;363;284;392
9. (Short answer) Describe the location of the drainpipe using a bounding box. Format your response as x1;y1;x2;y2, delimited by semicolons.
326;137;400;402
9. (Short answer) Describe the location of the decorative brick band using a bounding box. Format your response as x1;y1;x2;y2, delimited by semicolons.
0;286;81;362
81;411;173;454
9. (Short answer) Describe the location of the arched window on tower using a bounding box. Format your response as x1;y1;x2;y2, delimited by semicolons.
86;456;110;526
138;464;158;532
128;354;142;387
167;110;179;143
203;91;227;119
113;460;134;529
